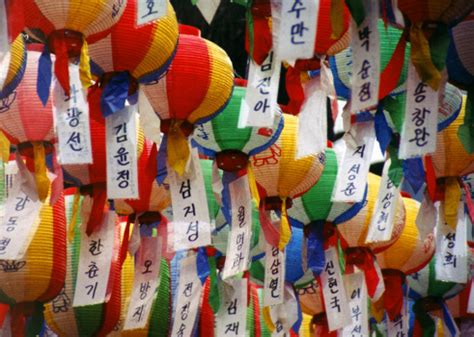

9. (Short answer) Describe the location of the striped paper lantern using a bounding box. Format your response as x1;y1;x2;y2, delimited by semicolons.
192;82;284;172
88;0;178;116
337;173;406;254
0;35;27;101
142;26;234;175
44;192;123;337
0;185;66;332
330;20;410;100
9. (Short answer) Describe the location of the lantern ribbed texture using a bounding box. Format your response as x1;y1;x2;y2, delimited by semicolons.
142;32;234;125
200;159;220;221
114;139;171;215
408;257;467;301
300;313;313;337
383;82;463;134
0;45;55;144
447;13;474;87
431;97;474;178
0;35;27;101
288;148;338;225
397;0;473;24
192;85;284;162
376;198;435;274
0;189;66;305
337;173;406;253
89;0;178;83
23;0;126;41
251;113;325;199
330;20;409;100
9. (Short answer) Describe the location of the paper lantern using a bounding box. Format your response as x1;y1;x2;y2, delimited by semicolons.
430;98;474;178
23;0;126;96
397;0;473;25
88;0;178;116
375;198;435;321
250;113;325;249
330;20;410;100
44;192;123;337
0;35;27;101
142;26;234;175
114;139;171;216
192;82;284;172
0;185;66;334
0;45;57;201
383;82;463;134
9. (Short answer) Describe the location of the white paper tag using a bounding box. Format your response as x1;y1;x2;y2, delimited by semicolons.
239;51;280;127
274;0;318;61
297;76;327;159
106;105;139;199
339;272;369;337
124;236;162;330
0;0;11;91
269;284;300;336
333;121;375;203
350;0;380;113
0;170;42;260
169;150;212;251
222;175;252;279
435;202;469;283
366;159;400;243
416;192;437;240
387;298;409;337
216;278;248;337
73;210;115;307
196;0;220;24
321;246;351;331
136;0;167;26
399;60;440;159
263;243;286;306
53;63;93;165
170;254;203;337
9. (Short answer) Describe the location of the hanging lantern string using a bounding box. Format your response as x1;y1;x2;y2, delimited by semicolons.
32;141;49;202
166;120;191;176
67;191;81;243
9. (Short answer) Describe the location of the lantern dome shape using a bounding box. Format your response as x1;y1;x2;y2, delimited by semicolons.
0;35;27;101
397;0;473;25
192;84;284;172
430;97;474;178
0;189;66;308
383;82;463;134
251;113;325;202
114;140;171;215
142;28;234;175
337;173;406;253
330;20;410;100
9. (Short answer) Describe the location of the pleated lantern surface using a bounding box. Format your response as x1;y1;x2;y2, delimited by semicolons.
88;0;178;116
0;35;27;101
0;45;57;203
142;26;234;175
0;183;66;330
192;82;284;172
114;139;171;216
44;192;123;337
250;113;325;250
397;0;473;26
383;82;463;134
375;198;435;321
23;0;126;95
430;97;474;178
330;20;410;100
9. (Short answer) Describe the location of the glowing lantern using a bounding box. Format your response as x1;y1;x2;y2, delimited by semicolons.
141;26;234;176
88;0;178;117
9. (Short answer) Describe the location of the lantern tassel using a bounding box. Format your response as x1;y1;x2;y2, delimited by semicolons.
167;120;190;176
0;131;10;162
383;272;404;321
247;163;260;206
444;177;461;229
278;198;291;251
262;306;275;333
79;37;92;90
32;142;49;202
68;191;81;243
53;37;70;96
409;23;442;91
37;45;52;106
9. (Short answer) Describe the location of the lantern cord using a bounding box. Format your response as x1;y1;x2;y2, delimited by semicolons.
32;142;49;202
278;198;291;251
444;177;461;229
167;120;190;176
410;23;442;91
79;37;92;90
67;191;81;243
